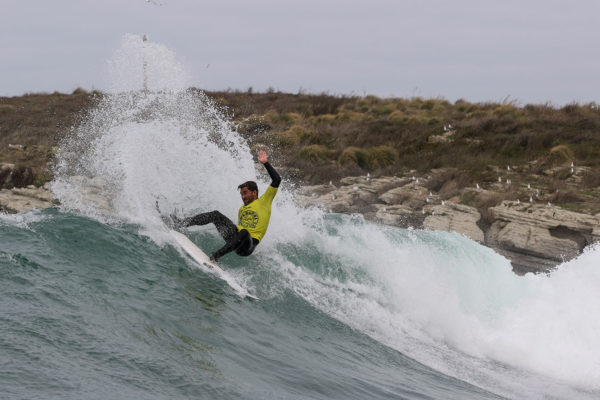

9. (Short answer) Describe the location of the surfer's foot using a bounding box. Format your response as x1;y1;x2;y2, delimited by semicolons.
209;253;219;262
171;214;184;229
161;214;184;230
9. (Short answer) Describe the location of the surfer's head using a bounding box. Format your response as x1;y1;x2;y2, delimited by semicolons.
238;181;258;205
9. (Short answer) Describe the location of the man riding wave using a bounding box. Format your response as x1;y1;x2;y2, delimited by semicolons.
169;150;280;261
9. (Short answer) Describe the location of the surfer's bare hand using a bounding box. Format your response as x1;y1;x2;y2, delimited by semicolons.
257;150;268;164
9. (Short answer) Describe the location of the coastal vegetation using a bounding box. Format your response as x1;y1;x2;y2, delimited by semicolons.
1;88;599;213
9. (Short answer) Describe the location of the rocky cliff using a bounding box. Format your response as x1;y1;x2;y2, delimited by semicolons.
297;174;600;274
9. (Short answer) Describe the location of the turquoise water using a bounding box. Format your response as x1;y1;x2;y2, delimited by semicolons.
1;209;502;400
2;209;599;399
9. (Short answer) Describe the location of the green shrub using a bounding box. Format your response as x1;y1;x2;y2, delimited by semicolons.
549;145;574;163
33;170;53;187
371;104;395;116
264;110;300;126
338;145;398;170
421;99;436;110
296;145;333;162
338;147;371;169
309;114;337;124
368;146;399;167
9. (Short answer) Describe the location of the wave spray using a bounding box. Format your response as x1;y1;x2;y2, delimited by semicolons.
52;34;600;399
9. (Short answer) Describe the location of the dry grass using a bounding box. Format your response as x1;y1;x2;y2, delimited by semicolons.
2;89;600;198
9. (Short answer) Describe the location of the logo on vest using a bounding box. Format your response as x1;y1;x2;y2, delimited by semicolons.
240;209;259;228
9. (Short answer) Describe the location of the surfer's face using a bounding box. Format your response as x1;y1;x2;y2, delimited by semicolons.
240;187;258;205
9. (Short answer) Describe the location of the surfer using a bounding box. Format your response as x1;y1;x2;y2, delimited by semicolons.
171;150;280;261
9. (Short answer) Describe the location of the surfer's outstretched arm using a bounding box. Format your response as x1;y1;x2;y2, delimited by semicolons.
258;150;281;188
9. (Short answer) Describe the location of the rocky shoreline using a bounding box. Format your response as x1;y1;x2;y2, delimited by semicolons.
296;174;600;274
2;166;599;274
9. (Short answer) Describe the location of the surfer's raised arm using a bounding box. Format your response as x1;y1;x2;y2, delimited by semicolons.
258;150;281;188
167;149;281;263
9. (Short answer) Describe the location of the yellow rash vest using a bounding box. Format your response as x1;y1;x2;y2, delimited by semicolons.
237;185;278;241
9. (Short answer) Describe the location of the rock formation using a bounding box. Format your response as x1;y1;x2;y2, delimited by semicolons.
296;175;600;274
0;183;55;213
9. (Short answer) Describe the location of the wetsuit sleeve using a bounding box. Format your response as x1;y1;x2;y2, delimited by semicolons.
263;162;281;188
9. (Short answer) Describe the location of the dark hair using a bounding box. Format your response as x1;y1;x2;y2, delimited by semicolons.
238;181;258;194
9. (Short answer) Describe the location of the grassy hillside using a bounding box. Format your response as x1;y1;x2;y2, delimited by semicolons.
1;89;599;212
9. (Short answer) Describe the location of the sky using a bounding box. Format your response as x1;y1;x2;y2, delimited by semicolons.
1;0;599;105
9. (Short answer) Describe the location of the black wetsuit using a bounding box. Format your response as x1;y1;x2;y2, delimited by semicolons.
183;162;281;261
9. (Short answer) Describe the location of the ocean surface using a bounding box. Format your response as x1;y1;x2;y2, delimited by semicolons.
2;34;600;399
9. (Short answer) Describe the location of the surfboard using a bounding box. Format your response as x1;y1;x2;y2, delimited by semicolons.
169;229;258;300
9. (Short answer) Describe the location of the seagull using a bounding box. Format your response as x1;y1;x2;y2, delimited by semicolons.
426;198;430;203
412;176;416;181
571;167;574;174
527;183;531;190
498;177;502;183
507;166;511;171
547;202;552;207
422;209;425;214
429;191;433;196
529;196;533;203
332;194;337;200
441;200;446;206
507;179;511;185
571;161;574;167
448;124;453;129
416;178;420;183
329;180;332;186
476;183;480;189
353;186;359;192
517;199;520;205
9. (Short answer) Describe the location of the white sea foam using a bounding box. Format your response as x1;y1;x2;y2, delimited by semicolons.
52;34;600;399
0;209;49;229
268;216;600;398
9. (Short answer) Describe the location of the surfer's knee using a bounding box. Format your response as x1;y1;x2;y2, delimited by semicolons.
234;229;256;257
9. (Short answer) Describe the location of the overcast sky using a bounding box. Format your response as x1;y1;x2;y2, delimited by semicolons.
2;0;599;105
